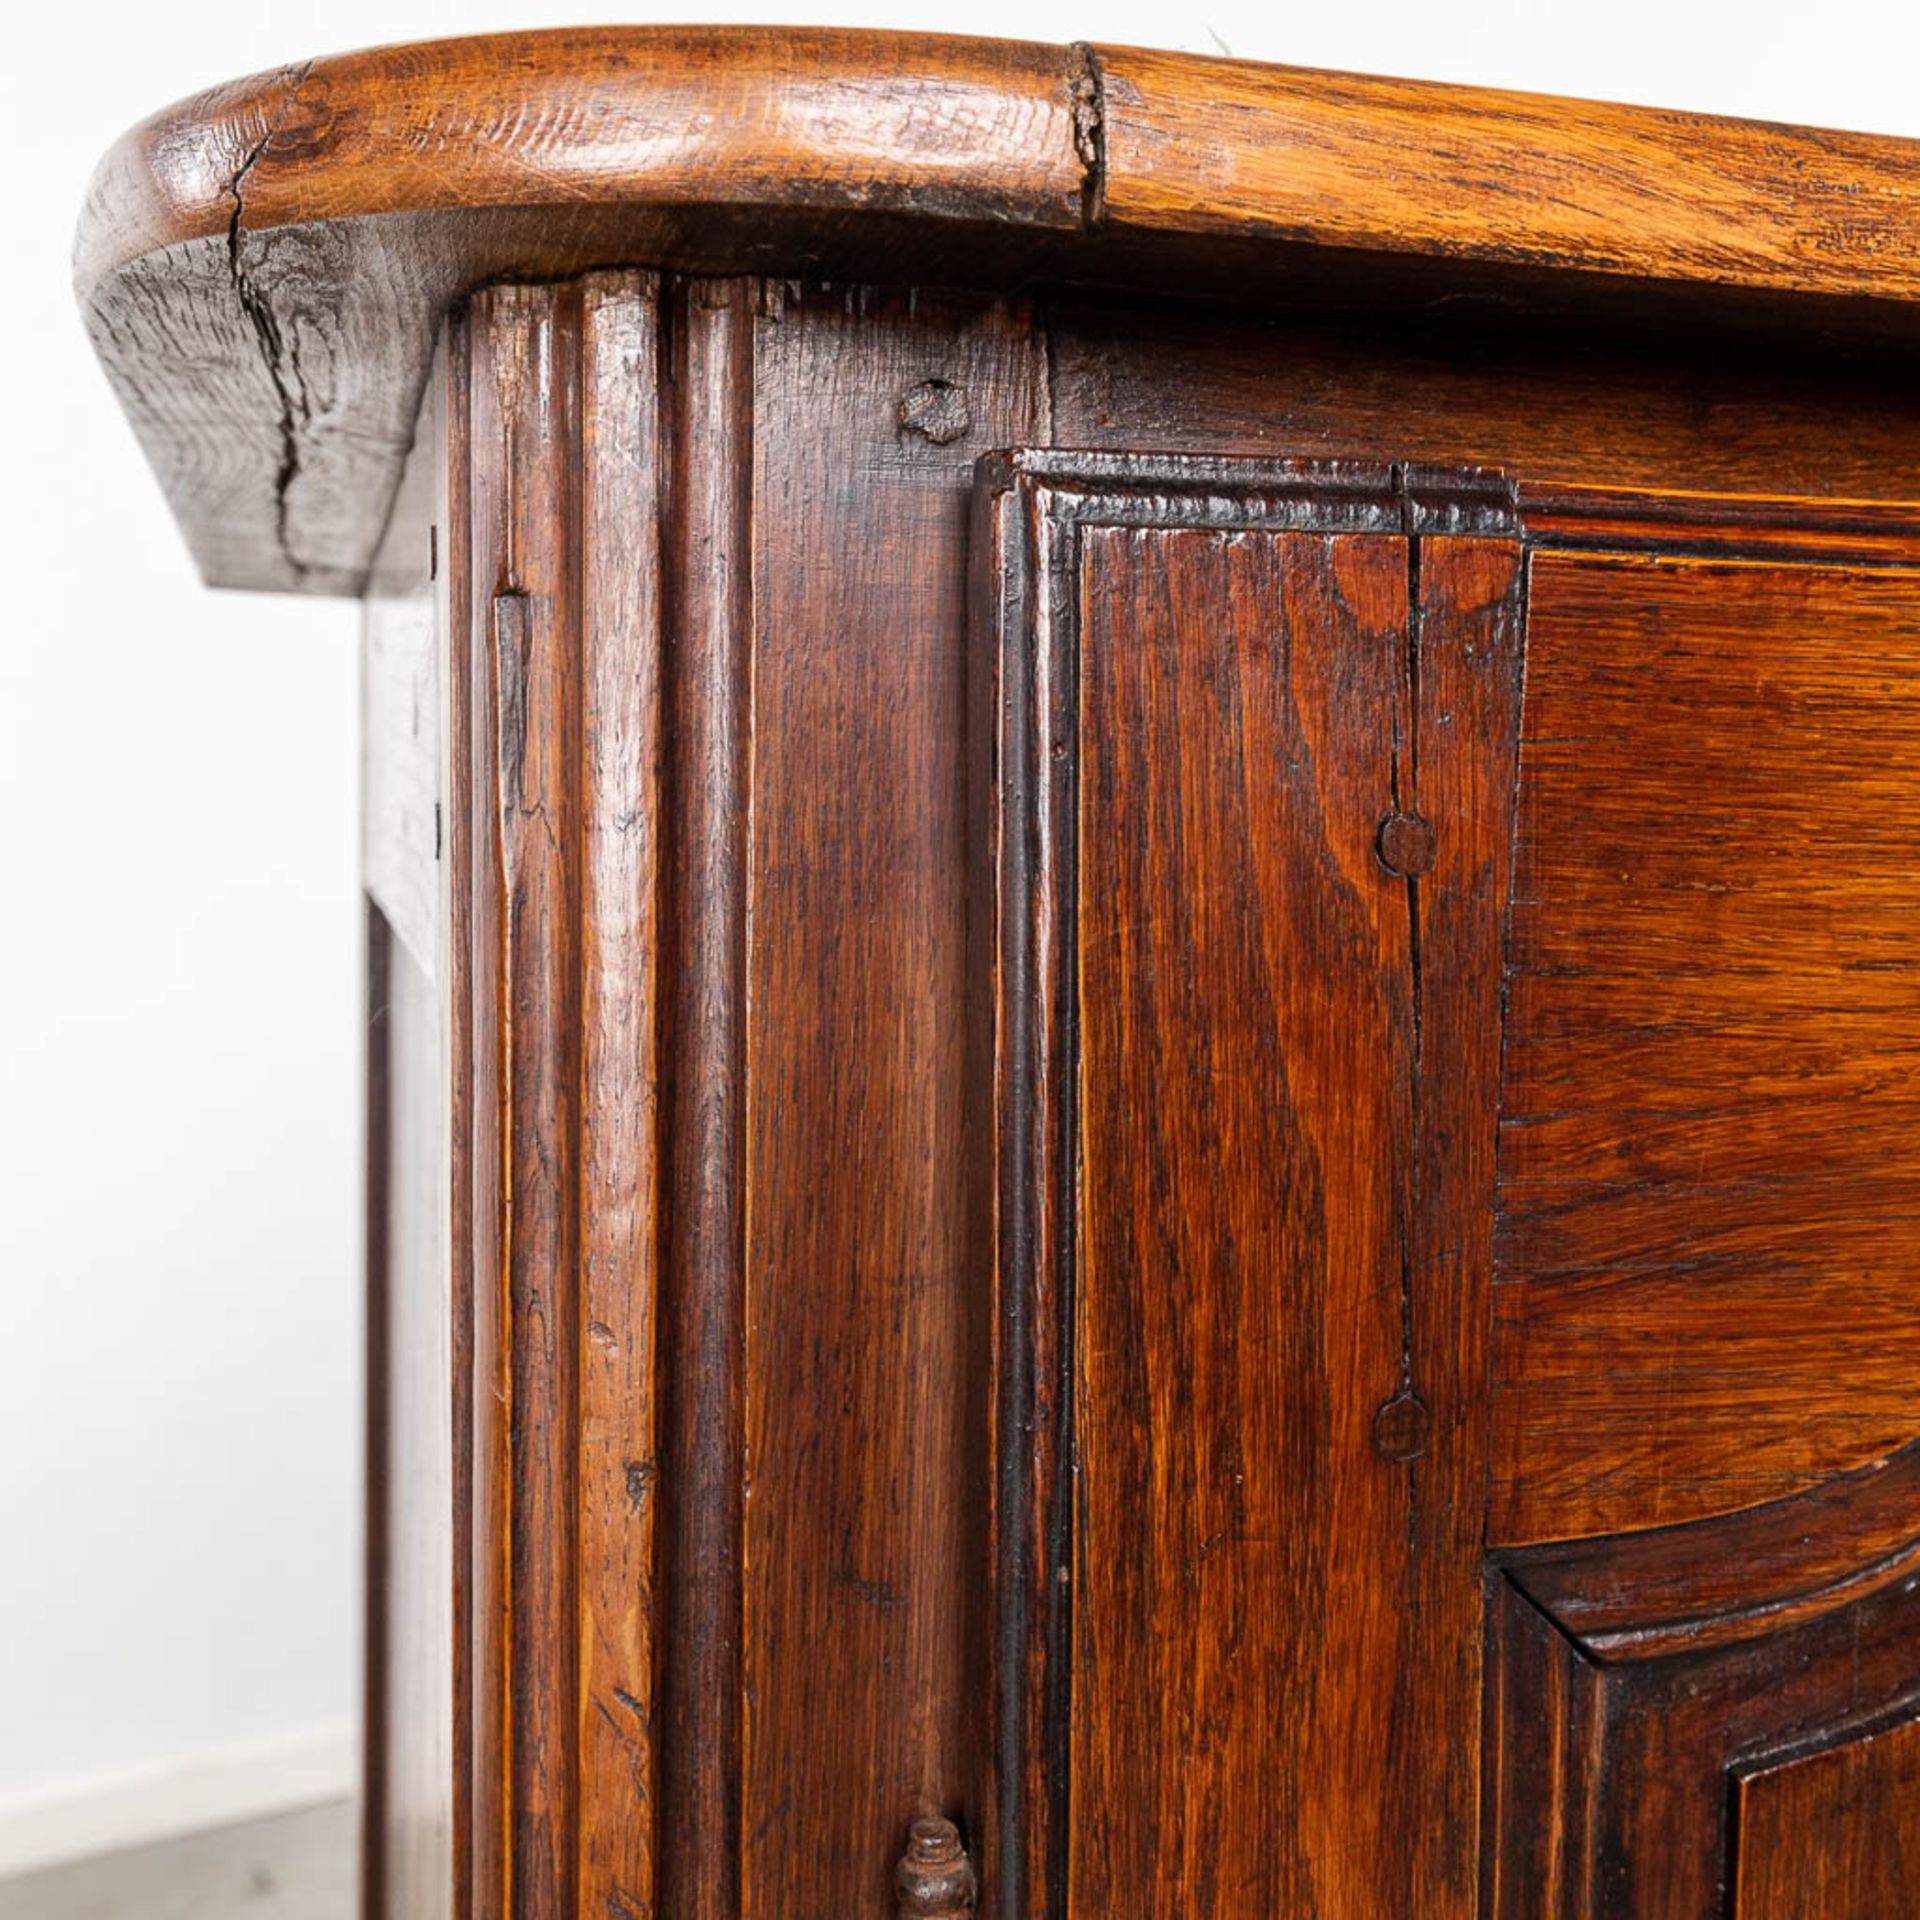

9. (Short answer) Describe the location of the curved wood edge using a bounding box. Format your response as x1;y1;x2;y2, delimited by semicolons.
1498;1439;1920;1664
74;28;1090;295
73;26;1920;594
78;27;1920;306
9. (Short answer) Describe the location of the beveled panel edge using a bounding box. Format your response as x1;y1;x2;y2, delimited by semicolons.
1496;1438;1920;1666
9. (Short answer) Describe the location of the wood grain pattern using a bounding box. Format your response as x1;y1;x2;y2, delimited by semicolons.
979;454;1523;1918
1734;1713;1920;1918
468;285;583;1920
1089;42;1920;300
1046;301;1920;506
459;276;667;1920
1074;522;1420;1918
80;28;1920;595
576;277;666;1920
742;284;1040;1920
657;278;752;1920
1508;1440;1920;1663
1521;481;1920;566
1491;550;1920;1544
1488;1460;1920;1918
78;28;1085;282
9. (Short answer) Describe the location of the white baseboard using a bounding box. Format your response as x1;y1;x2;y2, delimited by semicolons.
0;1723;356;1879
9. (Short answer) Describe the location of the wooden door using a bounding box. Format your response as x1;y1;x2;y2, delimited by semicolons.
976;457;1920;1918
974;454;1524;1917
1485;497;1920;1920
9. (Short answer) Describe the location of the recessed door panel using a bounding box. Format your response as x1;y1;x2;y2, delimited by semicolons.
976;454;1523;1918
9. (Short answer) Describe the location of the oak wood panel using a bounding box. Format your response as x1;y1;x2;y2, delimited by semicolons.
741;285;1040;1919
1046;301;1920;503
1491;551;1920;1545
1489;1464;1920;1918
80;28;1920;595
466;284;583;1920
1404;535;1527;1894
977;455;1411;1919
980;455;1523;1919
78;29;1085;283
74;29;1082;597
1521;481;1920;566
459;276;666;1920
1073;523;1425;1918
1509;1441;1920;1663
1734;1713;1920;1918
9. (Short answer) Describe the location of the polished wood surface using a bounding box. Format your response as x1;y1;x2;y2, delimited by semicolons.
1074;521;1419;1914
76;27;1920;593
1094;43;1920;297
1488;1458;1920;1916
85;25;1920;1920
1734;1713;1920;1917
743;286;1038;1920
1492;544;1920;1543
975;455;1525;1917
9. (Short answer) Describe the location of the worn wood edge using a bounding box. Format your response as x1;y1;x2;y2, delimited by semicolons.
977;448;1519;536
73;27;1088;294
1498;1439;1920;1664
77;26;1920;597
1090;40;1920;303
80;28;1920;305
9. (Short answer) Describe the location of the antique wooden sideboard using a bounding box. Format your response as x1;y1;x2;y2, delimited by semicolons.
76;27;1920;1918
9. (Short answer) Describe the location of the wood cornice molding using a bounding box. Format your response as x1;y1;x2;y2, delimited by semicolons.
74;27;1920;595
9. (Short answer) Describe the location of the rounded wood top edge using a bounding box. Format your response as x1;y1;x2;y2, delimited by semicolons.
75;25;1920;307
73;26;1090;298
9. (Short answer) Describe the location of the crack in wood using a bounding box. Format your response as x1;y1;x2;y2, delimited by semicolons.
225;60;316;584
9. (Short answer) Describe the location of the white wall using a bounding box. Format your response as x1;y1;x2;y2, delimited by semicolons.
4;0;1917;1877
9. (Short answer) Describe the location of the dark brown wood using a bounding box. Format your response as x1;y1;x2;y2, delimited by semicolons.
1502;1441;1920;1663
741;285;1040;1920
978;454;1522;1918
576;277;668;1920
1069;517;1416;1916
1046;300;1920;504
1488;1455;1920;1917
93;35;1920;1919
422;272;1046;1917
1733;1712;1920;1918
455;275;671;1920
1491;545;1920;1545
658;276;752;1920
896;1817;978;1918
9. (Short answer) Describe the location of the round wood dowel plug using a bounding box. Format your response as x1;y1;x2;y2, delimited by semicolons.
1377;809;1438;877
